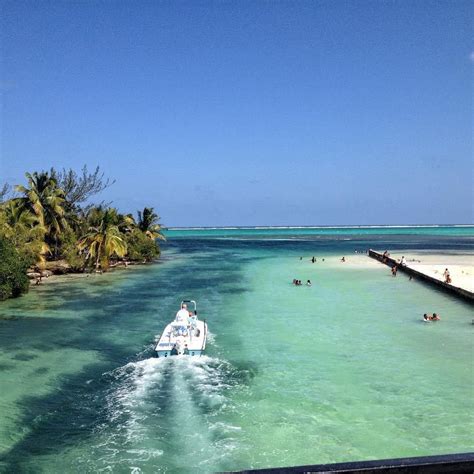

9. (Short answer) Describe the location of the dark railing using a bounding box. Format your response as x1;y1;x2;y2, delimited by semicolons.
224;452;474;474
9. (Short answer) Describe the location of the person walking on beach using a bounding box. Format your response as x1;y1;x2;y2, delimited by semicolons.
443;268;451;284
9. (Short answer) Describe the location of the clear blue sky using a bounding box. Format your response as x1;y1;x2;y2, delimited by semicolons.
1;0;472;226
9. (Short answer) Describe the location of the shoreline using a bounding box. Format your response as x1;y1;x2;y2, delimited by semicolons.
28;260;156;287
369;249;474;301
388;251;474;293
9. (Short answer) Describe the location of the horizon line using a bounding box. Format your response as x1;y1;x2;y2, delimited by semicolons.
164;224;474;230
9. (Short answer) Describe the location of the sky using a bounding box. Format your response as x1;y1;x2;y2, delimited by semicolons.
1;0;472;226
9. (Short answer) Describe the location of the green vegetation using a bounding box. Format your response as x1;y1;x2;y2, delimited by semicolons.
0;167;165;300
0;237;30;301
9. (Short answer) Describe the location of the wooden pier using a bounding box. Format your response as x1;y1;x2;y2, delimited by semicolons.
368;250;474;303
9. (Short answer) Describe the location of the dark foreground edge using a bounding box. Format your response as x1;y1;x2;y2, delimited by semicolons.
223;452;474;474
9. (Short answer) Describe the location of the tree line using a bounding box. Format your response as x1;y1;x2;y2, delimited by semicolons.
0;166;165;300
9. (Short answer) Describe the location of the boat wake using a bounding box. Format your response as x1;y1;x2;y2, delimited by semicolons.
89;355;244;472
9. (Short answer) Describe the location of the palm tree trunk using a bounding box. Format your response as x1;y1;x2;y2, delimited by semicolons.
95;246;101;271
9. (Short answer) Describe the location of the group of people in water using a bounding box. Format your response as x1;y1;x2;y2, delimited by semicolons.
293;254;349;286
292;279;311;286
300;256;325;263
423;313;441;322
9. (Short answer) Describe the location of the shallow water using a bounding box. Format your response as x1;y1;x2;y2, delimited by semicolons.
0;228;473;472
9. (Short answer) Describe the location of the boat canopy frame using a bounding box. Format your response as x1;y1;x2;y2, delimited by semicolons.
181;300;197;315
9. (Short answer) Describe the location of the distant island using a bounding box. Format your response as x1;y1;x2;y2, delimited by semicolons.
0;166;165;301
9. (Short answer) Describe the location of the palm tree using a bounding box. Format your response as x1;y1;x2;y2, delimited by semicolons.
0;199;49;267
15;172;67;258
77;207;127;271
137;207;166;241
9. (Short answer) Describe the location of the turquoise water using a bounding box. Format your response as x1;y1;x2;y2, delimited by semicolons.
0;227;473;472
165;225;474;239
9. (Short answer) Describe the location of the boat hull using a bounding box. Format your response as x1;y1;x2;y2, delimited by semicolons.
156;349;204;358
154;319;207;357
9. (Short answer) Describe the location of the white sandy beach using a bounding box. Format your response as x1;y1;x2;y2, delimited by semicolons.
383;251;474;293
315;251;474;294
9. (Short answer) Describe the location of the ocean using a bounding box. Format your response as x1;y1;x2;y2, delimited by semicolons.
0;226;472;472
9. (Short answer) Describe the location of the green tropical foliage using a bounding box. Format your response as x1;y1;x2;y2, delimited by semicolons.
137;207;166;241
0;199;47;267
125;228;160;262
78;207;127;270
0;167;164;299
15;171;68;259
0;236;30;300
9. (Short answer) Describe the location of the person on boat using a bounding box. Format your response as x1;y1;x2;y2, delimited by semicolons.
400;256;407;266
171;344;178;355
176;303;189;323
188;313;197;332
183;344;189;355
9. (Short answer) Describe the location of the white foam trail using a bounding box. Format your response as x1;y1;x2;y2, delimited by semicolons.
94;355;241;471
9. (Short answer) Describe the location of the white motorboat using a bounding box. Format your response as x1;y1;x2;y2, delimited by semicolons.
154;300;207;358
